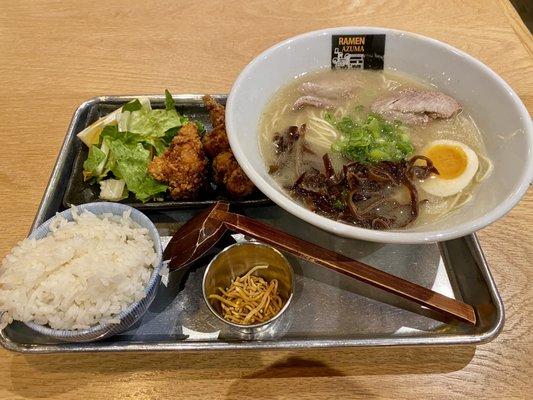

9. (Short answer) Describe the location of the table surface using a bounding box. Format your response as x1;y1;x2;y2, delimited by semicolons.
0;0;532;399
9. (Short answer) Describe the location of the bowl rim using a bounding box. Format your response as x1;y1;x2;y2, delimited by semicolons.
202;241;294;330
226;26;533;244
23;202;163;337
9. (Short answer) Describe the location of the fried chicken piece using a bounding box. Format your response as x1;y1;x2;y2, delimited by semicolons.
212;151;254;198
202;95;256;198
202;124;230;158
226;168;255;198
148;122;207;199
201;95;231;158
211;151;236;184
203;94;226;128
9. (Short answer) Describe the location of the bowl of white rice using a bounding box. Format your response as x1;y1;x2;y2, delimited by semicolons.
0;202;163;342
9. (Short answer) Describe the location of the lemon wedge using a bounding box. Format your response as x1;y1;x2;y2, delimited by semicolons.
77;107;122;147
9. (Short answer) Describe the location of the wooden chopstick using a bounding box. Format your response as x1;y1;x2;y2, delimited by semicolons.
212;208;476;325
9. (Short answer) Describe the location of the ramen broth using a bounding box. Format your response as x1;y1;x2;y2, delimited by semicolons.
259;68;491;229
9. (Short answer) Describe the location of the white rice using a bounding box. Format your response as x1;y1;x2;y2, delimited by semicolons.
0;208;156;330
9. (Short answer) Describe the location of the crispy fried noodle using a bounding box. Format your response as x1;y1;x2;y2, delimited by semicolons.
208;265;284;325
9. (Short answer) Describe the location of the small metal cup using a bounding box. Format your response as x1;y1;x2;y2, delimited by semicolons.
202;242;294;333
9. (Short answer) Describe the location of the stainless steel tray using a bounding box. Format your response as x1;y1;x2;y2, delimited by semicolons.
0;95;504;353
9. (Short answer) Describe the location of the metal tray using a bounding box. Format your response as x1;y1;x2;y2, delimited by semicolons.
0;95;504;353
62;94;271;210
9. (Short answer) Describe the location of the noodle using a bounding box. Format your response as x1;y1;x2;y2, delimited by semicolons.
306;114;338;150
208;265;284;325
433;193;474;221
475;153;494;182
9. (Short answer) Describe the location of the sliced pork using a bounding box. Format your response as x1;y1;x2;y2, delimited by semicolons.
298;81;355;100
371;89;461;125
293;95;336;110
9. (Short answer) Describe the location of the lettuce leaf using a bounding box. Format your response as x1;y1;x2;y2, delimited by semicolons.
194;120;206;135
100;126;167;202
122;99;143;112
122;102;187;155
127;108;185;137
99;179;128;201
165;89;175;111
82;145;108;181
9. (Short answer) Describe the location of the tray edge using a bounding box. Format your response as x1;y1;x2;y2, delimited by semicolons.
0;95;505;353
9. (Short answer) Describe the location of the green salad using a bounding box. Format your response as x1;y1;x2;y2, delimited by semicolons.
78;90;188;202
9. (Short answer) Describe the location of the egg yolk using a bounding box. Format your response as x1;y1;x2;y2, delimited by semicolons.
425;144;467;179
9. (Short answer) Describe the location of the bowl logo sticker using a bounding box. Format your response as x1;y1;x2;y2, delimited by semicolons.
331;34;385;70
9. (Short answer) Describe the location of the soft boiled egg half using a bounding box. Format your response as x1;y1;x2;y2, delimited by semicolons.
420;139;479;197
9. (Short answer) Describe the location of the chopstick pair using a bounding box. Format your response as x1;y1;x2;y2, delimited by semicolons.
164;202;476;326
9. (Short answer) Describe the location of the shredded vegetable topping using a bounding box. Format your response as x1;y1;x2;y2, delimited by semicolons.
208;265;284;325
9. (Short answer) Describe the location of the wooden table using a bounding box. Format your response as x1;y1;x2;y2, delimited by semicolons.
0;1;531;398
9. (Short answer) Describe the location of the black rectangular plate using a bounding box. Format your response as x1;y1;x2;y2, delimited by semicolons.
62;95;271;210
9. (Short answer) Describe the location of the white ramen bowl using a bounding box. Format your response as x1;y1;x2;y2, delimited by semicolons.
226;27;533;244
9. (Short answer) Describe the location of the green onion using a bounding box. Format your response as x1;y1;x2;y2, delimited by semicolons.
329;113;414;163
